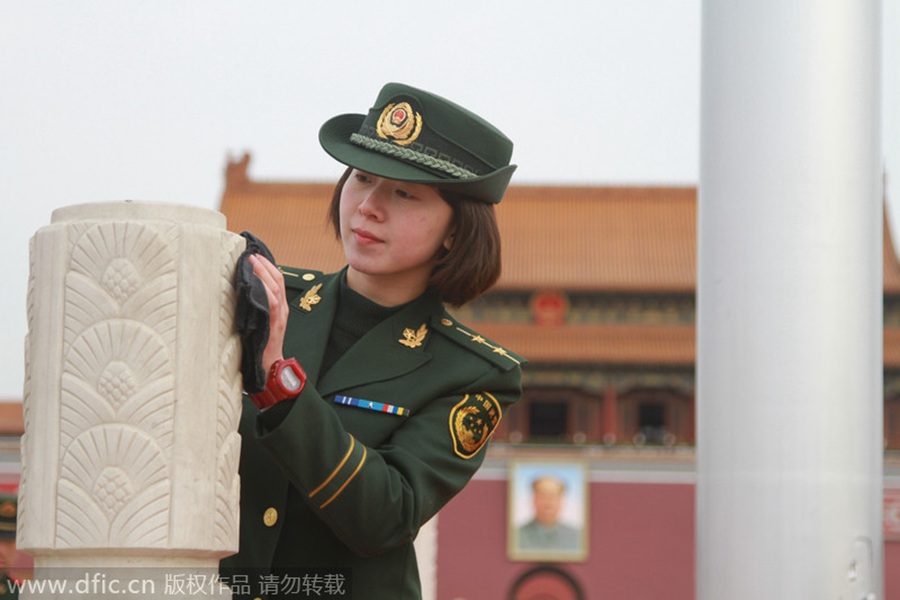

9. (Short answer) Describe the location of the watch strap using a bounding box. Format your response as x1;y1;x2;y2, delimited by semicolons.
250;357;306;410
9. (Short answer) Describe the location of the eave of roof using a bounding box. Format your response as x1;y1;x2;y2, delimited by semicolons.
218;155;900;367
220;155;900;294
495;185;696;293
475;323;696;366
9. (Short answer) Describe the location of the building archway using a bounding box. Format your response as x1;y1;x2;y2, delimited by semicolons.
507;565;585;600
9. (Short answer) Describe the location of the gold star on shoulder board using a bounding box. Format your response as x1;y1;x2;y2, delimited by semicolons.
454;327;522;365
298;283;322;312
399;323;428;348
492;347;510;358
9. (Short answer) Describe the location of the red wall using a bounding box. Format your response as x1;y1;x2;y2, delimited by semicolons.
437;480;695;599
887;542;900;599
438;479;900;600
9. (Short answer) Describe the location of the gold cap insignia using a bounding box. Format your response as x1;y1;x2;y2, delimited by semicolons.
376;102;423;147
449;392;502;459
399;323;428;348
298;283;323;312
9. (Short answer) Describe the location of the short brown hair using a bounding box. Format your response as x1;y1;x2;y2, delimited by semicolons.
328;168;502;306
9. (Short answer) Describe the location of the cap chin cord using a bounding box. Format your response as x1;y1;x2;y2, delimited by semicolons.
349;133;480;180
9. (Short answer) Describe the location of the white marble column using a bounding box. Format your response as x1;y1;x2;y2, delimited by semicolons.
18;201;245;598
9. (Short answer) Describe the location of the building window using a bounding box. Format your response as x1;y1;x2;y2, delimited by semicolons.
637;402;667;445
620;390;693;446
528;401;569;441
501;388;604;444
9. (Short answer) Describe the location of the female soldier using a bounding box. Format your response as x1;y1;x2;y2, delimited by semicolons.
221;82;524;599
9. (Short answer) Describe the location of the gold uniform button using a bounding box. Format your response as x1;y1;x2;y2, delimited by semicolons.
441;318;453;326
263;507;278;527
302;273;316;281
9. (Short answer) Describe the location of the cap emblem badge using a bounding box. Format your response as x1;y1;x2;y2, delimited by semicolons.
376;102;423;146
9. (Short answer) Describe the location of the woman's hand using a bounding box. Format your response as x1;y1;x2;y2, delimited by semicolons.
248;253;289;374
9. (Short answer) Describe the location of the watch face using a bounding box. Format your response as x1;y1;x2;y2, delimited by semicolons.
279;366;303;392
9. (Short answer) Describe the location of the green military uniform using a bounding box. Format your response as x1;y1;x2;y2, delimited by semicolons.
221;267;524;599
0;577;14;598
0;572;15;597
0;494;19;599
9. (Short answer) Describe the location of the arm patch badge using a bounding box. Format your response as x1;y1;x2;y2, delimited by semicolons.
449;392;503;459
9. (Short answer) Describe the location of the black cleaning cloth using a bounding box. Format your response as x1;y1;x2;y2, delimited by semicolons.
235;231;276;393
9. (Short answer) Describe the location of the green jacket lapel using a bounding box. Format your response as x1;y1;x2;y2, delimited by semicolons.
282;270;341;387
316;291;443;397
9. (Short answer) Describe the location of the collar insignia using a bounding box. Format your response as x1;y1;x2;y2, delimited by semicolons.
399;323;428;348
298;283;323;312
376;102;423;147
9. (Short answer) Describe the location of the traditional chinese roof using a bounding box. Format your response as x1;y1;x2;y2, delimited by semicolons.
0;401;23;437
472;323;696;365
221;155;698;293
220;154;345;272
495;186;696;292
219;153;900;367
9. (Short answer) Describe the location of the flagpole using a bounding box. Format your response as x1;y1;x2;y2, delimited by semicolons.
697;2;883;597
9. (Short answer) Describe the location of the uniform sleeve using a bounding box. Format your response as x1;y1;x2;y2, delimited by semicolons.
253;365;521;557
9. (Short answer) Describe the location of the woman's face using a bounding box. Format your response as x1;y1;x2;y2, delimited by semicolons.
339;169;454;302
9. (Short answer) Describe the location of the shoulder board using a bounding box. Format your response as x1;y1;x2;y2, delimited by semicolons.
277;266;325;290
430;314;526;371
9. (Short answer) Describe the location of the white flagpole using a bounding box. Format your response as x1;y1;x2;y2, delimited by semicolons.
697;1;883;597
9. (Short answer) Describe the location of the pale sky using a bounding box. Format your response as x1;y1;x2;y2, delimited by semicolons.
0;1;897;400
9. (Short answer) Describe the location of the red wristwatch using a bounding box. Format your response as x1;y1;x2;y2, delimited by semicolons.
250;357;307;410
